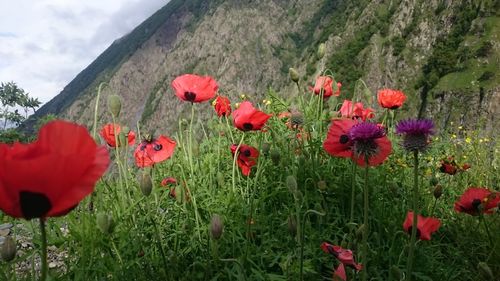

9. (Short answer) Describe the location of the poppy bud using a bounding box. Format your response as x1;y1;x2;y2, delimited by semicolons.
433;185;443;199
96;213;115;235
1;236;16;262
287;215;297;237
210;214;223;240
261;143;271;156
290;111;304;127
286;175;298;194
477;262;494;280
289;68;300;83
270;149;281;165
389;265;403;280
107;94;122;117
139;172;153;196
317;43;326;59
317;180;327;191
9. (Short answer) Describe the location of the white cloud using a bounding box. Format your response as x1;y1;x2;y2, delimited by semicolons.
0;0;167;105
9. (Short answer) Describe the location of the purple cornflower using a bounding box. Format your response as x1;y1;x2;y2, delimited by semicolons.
395;119;434;152
348;122;391;166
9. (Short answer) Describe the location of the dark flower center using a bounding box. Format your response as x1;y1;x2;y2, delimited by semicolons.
242;149;251;157
472;199;482;211
390;105;400;109
140;144;147;151
184;91;197;102
154;143;163;151
339;134;349;144
243;123;253;131
20;191;52;219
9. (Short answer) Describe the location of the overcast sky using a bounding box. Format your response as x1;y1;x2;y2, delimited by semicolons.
0;0;167;105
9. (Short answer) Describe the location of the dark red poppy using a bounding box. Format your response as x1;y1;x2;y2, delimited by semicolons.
440;162;457;175
0;120;109;219
323;119;357;158
312;76;341;98
321;242;363;271
403;211;441;241
171;74;218;103
213;96;232;117
377;89;406;109
160;177;177;186
339;100;375;121
454;187;500;215
232;101;271;131
134;135;176;168
230;144;259;176
99;123;135;147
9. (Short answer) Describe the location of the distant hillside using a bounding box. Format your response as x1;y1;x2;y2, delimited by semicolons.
30;0;500;135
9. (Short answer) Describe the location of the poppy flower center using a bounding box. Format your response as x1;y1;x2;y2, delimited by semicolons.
184;91;197;102
242;149;251;157
339;134;349;144
390;105;400;110
19;191;52;219
472;199;482;211
243;123;253;131
154;143;163;151
407;227;422;239
140;144;147;151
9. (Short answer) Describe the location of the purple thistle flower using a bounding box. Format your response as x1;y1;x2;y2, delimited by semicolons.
348;122;387;160
395;119;435;152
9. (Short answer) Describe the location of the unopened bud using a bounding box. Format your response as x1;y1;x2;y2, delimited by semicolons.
290;111;304;127
287;216;297;237
139;172;153;196
210;214;223;240
289;68;300;83
389;265;403;280
477;262;494;280
286;175;298;194
433;185;443;199
1;236;16;262
270;149;281;165
107;94;122;117
96;213;115;234
317;43;326;59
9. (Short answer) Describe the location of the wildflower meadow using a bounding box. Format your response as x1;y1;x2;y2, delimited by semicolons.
0;47;499;281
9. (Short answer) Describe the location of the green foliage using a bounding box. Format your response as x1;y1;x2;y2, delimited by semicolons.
391;36;406;56
0;81;41;130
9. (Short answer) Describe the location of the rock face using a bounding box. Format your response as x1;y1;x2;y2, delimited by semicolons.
32;0;499;135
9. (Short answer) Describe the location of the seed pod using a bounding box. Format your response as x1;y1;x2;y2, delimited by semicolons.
1;236;16;262
210;214;223;240
139;172;153;196
289;68;300;83
96;213;115;235
317;43;326;59
287;216;297;237
107;94;122;117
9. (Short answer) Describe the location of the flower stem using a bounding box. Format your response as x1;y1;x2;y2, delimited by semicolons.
231;134;245;195
350;162;358;224
480;215;494;247
406;150;419;281
39;219;48;281
361;158;369;281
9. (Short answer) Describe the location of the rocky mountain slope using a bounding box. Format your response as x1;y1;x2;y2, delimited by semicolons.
31;0;499;135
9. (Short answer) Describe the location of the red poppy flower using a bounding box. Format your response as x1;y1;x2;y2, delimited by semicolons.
454;187;500;215
161;177;177;186
171;74;218;103
230;144;259;176
0;120;109;219
403;211;441;241
377;89;407;109
323;119;358;158
339;100;375;121
321;242;363;271
312;76;342;98
334;264;346;281
99;123;135;147
232;101;271;131
134;135;176;168
213;96;232;117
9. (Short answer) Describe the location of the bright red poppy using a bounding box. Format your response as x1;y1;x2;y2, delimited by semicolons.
0;120;109;219
171;74;218;103
213;96;232;117
312;76;341;98
403;211;441;241
321;242;363;271
161;177;177;186
454;187;500;215
323;119;357;158
230;144;259;176
377;89;407;109
99;123;136;147
134;135;176;168
339;100;375;121
232;101;271;131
